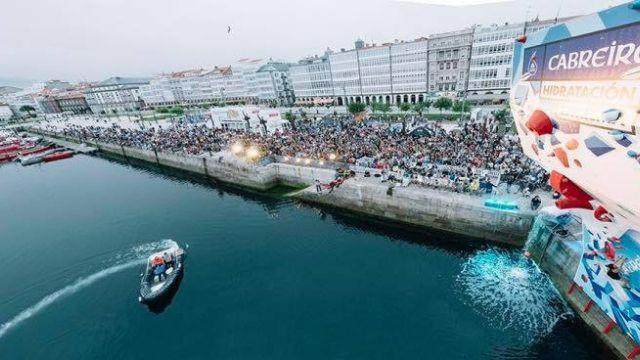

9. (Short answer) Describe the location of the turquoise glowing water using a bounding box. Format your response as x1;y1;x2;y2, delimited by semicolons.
0;154;612;359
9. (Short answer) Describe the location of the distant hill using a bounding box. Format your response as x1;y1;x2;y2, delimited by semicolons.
0;77;38;89
0;86;22;96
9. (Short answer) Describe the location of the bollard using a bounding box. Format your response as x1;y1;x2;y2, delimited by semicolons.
202;157;209;177
583;299;594;313
567;282;577;295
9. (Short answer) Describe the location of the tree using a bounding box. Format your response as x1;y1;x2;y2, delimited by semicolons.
451;100;470;114
19;105;36;117
413;102;428;117
19;105;35;113
169;106;184;116
284;110;297;130
370;100;378;114
433;97;453;113
451;100;471;121
347;102;366;116
397;103;412;133
381;103;391;118
283;111;293;121
371;101;390;115
399;103;411;113
157;107;169;114
494;107;511;124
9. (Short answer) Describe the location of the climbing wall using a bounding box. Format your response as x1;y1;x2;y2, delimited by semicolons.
510;2;640;346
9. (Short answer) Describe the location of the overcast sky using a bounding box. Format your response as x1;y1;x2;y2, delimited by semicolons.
0;0;627;86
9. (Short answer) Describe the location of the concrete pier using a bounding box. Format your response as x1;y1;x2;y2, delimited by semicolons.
296;177;535;245
35;131;537;245
528;219;636;359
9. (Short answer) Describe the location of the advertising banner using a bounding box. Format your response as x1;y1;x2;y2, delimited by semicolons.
521;23;640;133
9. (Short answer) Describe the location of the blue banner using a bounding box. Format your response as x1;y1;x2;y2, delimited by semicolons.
523;23;640;81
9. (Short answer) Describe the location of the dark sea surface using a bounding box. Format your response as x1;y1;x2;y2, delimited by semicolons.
0;154;612;359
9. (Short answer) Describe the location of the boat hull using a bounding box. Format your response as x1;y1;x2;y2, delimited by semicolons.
43;151;74;162
139;249;185;304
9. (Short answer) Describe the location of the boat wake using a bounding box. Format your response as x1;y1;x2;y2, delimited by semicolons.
456;248;572;343
0;239;176;340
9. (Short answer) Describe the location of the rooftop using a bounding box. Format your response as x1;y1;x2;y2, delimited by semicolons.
97;76;151;86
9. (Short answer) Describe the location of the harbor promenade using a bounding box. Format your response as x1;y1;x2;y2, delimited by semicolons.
35;130;543;245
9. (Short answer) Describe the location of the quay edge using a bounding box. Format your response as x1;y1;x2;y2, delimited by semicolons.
33;130;535;246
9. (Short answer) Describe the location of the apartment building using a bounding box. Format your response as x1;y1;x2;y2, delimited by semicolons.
467;17;575;103
427;28;473;95
390;38;429;104
289;52;334;106
84;77;150;114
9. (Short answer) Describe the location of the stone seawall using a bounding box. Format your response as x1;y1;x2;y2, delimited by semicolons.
295;179;534;246
52;134;280;191
529;223;635;359
37;131;534;245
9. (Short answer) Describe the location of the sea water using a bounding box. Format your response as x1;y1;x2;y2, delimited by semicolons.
0;155;611;359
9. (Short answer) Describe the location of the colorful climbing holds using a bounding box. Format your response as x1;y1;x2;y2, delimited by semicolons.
566;138;579;150
553;147;569;167
526;110;554;136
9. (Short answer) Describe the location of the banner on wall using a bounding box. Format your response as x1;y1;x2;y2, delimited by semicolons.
519;23;640;133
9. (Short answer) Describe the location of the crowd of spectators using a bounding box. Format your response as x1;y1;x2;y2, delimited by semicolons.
39;115;548;195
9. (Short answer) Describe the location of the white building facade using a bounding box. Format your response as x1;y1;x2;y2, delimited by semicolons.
327;38;433;106
329;49;361;103
289;54;334;106
84;77;150;114
467;23;521;103
358;45;392;101
427;29;473;95
390;39;429;104
140;59;294;108
253;62;294;106
134;17;573;109
467;17;575;103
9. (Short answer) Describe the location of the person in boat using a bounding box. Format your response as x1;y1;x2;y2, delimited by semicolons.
151;256;166;281
154;262;167;281
163;251;174;269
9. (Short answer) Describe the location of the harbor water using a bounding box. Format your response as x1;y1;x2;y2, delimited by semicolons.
0;154;612;359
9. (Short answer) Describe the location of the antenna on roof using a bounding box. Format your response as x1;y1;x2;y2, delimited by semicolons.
554;2;563;24
522;2;533;36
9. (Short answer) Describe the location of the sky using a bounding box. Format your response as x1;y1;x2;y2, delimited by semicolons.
0;0;628;86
